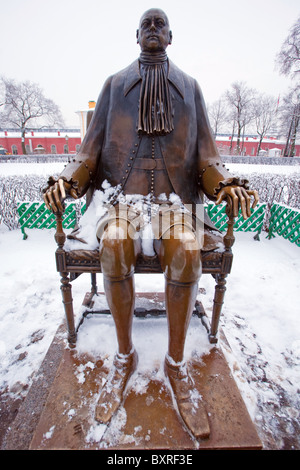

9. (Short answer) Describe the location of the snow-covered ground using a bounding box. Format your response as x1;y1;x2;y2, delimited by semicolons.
0;161;300;450
1;161;300;177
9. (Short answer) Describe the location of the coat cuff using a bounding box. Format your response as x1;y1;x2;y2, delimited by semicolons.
200;163;249;199
214;176;249;196
42;175;80;198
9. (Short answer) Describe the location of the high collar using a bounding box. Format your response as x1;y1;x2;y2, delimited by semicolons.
139;51;168;65
123;58;185;99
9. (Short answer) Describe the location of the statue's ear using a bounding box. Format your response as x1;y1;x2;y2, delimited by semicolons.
169;30;173;45
136;29;139;44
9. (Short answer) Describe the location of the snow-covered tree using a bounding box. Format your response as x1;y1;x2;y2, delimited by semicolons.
207;97;229;136
225;81;256;154
253;94;278;155
0;77;64;154
276;16;300;80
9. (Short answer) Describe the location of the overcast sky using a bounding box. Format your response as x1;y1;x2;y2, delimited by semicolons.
1;0;299;126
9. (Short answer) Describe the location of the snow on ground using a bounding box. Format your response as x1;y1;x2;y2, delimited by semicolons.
0;228;299;449
1;161;300;177
219;233;300;450
0;161;300;449
0;162;67;177
228;163;300;175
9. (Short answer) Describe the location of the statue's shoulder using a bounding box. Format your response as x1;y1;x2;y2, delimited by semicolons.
176;61;200;86
168;59;198;100
106;60;140;96
110;60;139;82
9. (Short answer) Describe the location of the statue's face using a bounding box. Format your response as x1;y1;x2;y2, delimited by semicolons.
137;9;172;53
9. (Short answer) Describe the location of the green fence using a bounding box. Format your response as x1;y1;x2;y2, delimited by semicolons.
17;201;86;240
16;201;300;247
206;202;266;234
268;203;300;247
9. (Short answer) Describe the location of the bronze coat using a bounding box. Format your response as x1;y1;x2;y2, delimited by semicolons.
59;59;246;227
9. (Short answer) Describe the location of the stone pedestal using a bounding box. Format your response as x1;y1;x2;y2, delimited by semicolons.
3;294;262;451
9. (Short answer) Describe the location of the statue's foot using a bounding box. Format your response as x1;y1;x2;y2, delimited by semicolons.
95;348;138;424
164;354;210;439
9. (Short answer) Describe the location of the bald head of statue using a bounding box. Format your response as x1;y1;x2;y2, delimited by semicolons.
136;8;173;53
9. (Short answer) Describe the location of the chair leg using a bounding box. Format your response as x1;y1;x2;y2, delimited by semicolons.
209;273;227;344
91;273;98;296
60;272;77;347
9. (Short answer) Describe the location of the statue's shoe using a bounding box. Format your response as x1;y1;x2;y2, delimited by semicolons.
95;348;138;424
164;354;210;439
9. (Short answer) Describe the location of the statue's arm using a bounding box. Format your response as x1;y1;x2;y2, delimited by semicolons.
43;76;112;212
194;81;258;218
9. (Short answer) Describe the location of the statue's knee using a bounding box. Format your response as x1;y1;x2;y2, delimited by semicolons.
99;220;139;279
159;226;202;283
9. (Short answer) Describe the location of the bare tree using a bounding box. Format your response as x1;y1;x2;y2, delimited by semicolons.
0;77;64;154
280;85;300;157
0;80;5;107
253;94;278;155
240;106;256;155
207;97;229;136
225;81;256;155
276;16;300;80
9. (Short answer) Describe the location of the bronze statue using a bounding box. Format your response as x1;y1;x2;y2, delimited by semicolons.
44;8;258;439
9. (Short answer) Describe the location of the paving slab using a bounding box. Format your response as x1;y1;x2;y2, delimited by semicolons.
3;293;262;451
29;341;261;450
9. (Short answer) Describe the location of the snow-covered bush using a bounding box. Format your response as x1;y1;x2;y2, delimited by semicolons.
0;175;47;230
1;172;300;231
235;172;300;229
243;172;300;209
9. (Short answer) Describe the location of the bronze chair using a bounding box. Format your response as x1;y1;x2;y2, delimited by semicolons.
54;200;235;348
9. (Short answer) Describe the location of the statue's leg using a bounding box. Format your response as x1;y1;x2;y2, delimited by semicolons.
95;218;140;424
156;225;202;362
155;225;210;439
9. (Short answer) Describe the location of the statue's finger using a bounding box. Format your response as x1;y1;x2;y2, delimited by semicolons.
231;190;240;218
43;193;51;211
52;183;64;212
69;189;78;199
241;187;252;218
215;188;226;205
58;178;66;200
247;190;259;209
253;190;259;208
234;187;247;219
47;188;58;213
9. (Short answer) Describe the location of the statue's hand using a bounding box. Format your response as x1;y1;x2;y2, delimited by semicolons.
43;178;78;213
215;185;259;220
